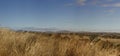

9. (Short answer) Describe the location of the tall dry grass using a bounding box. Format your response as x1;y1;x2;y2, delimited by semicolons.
0;28;119;56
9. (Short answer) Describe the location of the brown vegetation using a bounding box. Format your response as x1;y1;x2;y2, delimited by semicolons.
0;28;120;56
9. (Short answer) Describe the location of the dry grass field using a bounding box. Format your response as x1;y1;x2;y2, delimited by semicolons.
0;28;120;56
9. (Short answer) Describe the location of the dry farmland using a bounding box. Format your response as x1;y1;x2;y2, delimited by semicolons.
0;28;120;56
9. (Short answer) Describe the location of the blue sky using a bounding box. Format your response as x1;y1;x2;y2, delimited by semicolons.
0;0;120;32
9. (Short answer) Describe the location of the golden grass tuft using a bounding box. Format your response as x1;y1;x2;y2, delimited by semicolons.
0;28;119;56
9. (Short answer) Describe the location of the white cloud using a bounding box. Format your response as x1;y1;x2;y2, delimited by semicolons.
104;9;116;16
71;0;120;7
92;0;97;5
77;0;87;6
102;3;120;7
105;9;115;13
111;3;120;7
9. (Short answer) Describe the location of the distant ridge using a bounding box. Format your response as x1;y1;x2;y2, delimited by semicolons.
17;27;72;33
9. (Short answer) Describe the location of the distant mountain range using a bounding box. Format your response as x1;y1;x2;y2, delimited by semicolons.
4;26;120;33
17;27;71;32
